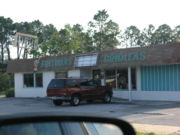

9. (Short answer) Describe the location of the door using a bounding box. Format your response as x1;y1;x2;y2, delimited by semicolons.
80;79;100;100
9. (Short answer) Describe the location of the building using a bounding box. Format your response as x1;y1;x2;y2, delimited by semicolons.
7;43;180;101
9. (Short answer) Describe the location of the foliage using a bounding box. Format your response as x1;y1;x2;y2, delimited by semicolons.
0;72;10;91
0;16;15;62
5;88;14;97
123;25;141;47
0;10;180;61
152;24;177;45
88;9;120;51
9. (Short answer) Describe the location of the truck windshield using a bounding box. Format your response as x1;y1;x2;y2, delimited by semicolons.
48;79;65;89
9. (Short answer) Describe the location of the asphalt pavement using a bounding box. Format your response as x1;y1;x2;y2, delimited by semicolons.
0;97;180;134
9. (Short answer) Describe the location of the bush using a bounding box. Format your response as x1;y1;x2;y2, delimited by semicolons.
5;88;14;97
0;72;10;92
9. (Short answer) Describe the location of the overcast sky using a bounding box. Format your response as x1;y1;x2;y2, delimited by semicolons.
1;0;180;31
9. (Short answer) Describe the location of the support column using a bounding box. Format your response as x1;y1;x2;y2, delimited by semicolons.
101;69;105;86
128;67;132;101
115;69;118;89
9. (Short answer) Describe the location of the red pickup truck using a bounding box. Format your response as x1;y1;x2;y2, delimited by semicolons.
47;78;113;106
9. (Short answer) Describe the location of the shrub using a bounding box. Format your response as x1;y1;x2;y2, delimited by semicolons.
5;88;14;97
0;72;10;92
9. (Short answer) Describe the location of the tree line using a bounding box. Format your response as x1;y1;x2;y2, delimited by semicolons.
0;9;180;63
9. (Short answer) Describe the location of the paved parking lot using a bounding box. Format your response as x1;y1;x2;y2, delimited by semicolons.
0;98;180;134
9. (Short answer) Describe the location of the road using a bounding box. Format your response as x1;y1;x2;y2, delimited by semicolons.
0;98;180;134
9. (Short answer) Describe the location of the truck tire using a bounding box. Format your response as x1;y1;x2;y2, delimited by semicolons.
103;93;112;103
53;100;63;106
70;95;80;106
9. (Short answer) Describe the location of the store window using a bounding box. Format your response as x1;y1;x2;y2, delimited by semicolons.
105;70;116;88
66;79;79;88
75;54;98;67
55;72;67;78
117;69;128;89
23;73;43;88
35;73;43;87
93;70;101;81
105;68;136;90
24;74;34;87
131;68;136;89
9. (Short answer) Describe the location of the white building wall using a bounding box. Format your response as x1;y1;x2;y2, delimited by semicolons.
15;72;54;97
113;90;180;101
68;70;80;78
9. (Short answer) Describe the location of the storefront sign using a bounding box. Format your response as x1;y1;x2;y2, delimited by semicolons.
40;58;73;68
103;51;145;63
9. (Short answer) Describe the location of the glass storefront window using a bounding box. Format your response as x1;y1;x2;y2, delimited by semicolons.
117;69;128;89
93;70;101;81
23;73;43;88
55;72;67;78
131;68;136;90
105;70;116;88
35;73;43;87
24;73;34;87
105;68;136;90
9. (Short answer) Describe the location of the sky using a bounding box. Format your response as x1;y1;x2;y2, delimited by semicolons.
1;0;180;31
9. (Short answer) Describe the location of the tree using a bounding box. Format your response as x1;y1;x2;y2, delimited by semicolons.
141;24;155;46
0;72;10;92
64;24;93;53
123;26;141;48
88;9;120;51
0;16;14;63
39;24;93;56
174;25;180;42
152;24;176;45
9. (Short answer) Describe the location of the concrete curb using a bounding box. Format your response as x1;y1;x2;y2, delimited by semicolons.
132;123;180;135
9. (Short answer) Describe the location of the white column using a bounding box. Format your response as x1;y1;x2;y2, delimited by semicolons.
128;67;132;101
115;69;118;89
136;67;141;91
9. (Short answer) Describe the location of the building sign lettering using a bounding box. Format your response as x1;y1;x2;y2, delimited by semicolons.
103;51;145;63
40;58;72;68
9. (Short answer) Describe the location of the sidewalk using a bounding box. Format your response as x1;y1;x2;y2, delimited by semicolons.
112;97;180;106
132;123;180;135
112;97;180;134
0;95;5;98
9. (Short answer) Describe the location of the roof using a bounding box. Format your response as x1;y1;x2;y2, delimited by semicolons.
7;43;180;73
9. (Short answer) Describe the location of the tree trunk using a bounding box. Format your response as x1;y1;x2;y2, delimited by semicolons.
1;42;4;63
6;43;11;60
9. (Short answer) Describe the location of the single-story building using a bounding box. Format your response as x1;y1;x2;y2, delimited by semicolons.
7;43;180;101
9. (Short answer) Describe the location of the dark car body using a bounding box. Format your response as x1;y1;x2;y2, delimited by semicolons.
47;78;113;106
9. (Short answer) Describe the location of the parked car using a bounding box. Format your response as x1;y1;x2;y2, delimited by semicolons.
47;78;113;106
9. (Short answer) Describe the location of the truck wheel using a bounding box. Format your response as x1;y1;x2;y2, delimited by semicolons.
103;93;112;103
53;100;63;106
71;95;80;106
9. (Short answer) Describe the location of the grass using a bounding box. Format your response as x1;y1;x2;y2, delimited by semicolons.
136;132;175;135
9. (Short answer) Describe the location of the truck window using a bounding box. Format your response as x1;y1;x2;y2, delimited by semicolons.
80;79;98;87
66;79;79;88
48;79;65;88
